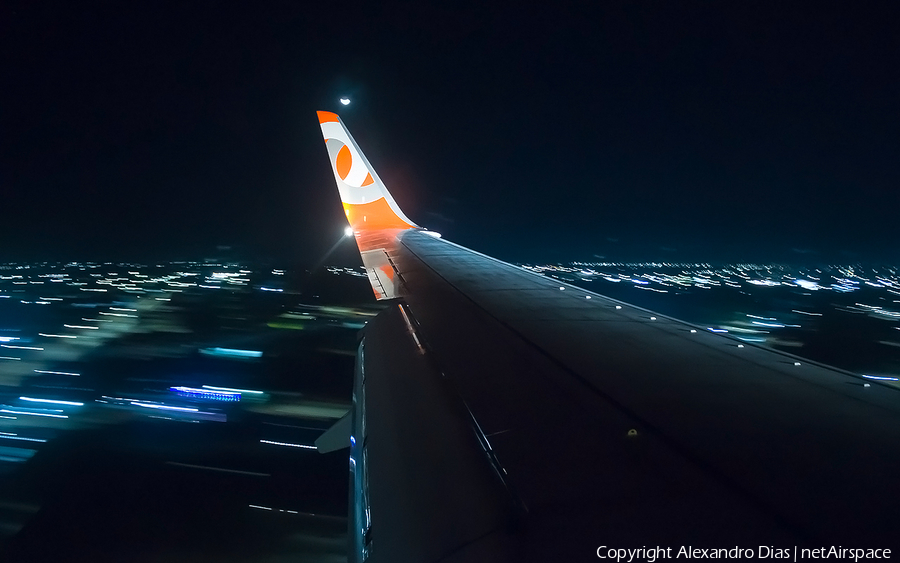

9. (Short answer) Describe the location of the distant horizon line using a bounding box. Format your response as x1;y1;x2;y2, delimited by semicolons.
2;258;900;269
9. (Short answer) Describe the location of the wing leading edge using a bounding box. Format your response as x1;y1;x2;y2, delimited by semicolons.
315;112;900;562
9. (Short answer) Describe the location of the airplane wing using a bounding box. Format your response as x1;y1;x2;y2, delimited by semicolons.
315;111;900;562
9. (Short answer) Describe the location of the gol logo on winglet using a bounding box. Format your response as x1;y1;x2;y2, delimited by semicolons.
334;145;375;187
318;111;374;189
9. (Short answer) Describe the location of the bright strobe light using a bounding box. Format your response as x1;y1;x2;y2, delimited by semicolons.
340;97;351;106
345;226;354;237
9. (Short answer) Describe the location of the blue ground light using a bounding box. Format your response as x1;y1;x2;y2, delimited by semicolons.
169;386;241;401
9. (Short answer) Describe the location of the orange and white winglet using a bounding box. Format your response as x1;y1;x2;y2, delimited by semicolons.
317;111;418;300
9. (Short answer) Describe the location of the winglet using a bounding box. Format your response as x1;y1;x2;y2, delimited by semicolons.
317;112;417;232
317;112;419;300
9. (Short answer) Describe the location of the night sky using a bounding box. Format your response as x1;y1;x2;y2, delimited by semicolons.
2;2;898;264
